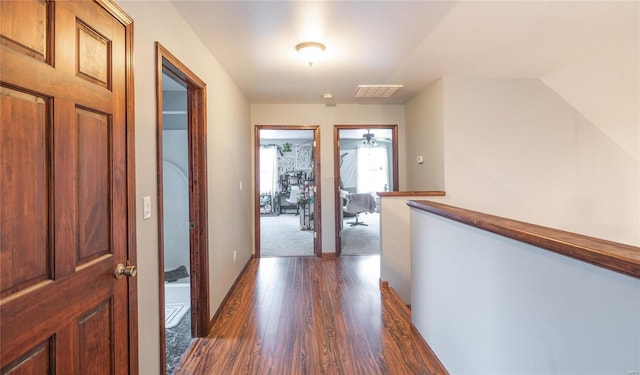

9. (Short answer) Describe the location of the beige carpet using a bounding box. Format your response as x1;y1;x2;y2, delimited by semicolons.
260;214;314;256
259;212;380;256
341;212;380;255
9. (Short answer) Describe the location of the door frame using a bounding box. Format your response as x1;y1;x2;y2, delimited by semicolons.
254;125;322;258
98;2;139;370
116;1;138;371
155;43;210;372
101;0;139;370
333;124;399;256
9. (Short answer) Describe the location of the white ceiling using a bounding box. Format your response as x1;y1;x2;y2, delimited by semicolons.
170;0;638;105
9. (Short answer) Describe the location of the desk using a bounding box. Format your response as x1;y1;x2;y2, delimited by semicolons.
279;191;298;214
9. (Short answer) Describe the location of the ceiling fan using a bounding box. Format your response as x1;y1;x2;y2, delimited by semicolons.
362;129;377;148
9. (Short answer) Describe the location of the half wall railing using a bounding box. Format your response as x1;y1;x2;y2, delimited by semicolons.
407;200;640;374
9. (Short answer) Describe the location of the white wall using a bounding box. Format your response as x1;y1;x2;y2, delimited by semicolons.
251;104;406;252
404;78;445;191
162;130;190;273
403;41;639;247
393;73;639;306
411;208;640;374
442;77;639;246
116;1;252;374
399;41;640;374
379;195;447;304
542;41;639;162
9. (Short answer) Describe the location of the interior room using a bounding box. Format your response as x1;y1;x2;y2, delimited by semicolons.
338;128;395;255
259;129;316;257
160;72;192;374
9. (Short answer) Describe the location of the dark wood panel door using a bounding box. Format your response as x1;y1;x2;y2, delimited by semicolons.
0;1;134;373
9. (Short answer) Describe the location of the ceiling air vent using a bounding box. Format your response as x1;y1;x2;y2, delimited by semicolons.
353;84;403;98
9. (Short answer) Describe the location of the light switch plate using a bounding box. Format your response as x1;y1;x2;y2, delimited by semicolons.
143;196;151;219
417;155;424;164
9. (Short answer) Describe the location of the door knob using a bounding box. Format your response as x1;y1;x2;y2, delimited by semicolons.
114;263;137;279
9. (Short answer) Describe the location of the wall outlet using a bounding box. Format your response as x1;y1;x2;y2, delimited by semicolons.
233;250;237;262
239;181;243;191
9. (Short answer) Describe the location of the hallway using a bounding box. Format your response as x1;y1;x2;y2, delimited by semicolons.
175;255;445;374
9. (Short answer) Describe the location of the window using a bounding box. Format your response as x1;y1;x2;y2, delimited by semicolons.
259;146;277;194
356;146;389;194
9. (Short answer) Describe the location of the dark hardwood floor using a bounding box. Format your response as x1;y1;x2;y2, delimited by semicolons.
175;255;447;374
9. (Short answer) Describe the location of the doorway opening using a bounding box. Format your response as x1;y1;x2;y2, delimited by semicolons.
255;126;322;257
156;43;210;374
333;125;398;256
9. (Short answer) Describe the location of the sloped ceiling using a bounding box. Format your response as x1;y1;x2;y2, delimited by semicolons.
169;0;638;105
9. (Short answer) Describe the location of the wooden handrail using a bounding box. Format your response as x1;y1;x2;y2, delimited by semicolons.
407;200;640;279
377;191;446;197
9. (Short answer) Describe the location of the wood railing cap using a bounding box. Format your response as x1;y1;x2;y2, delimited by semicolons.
377;191;446;197
407;200;640;279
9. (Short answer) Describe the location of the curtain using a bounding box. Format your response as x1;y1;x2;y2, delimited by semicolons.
356;146;389;194
340;149;357;189
259;146;278;196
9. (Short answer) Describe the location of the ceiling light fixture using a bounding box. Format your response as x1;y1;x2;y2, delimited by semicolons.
362;129;377;148
296;42;325;66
